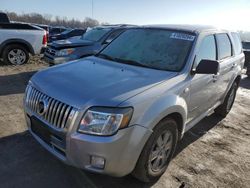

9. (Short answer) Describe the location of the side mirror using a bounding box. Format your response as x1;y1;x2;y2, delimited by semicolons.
193;59;219;74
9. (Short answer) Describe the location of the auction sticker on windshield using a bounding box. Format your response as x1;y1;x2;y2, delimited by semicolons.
170;32;195;41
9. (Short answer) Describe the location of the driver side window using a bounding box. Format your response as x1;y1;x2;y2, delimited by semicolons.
195;35;216;67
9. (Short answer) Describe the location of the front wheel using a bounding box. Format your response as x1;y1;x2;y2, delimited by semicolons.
2;44;29;65
215;82;238;117
132;118;178;182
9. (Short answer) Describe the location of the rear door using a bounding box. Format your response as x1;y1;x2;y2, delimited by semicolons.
214;33;235;101
231;32;244;69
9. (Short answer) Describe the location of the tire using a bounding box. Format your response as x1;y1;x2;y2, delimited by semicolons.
132;118;178;182
247;66;250;77
2;44;29;65
215;82;238;117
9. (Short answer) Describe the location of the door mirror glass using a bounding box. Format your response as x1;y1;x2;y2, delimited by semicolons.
194;59;219;74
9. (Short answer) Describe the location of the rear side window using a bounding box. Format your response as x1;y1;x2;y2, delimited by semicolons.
231;33;242;55
216;33;232;60
196;35;216;65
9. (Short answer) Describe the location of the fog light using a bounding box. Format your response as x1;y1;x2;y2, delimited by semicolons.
90;156;105;169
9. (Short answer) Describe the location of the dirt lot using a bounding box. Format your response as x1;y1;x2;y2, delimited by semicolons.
0;57;250;188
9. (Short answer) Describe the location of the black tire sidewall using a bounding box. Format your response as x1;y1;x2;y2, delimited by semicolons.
225;82;237;113
215;82;238;117
3;45;29;65
132;118;178;182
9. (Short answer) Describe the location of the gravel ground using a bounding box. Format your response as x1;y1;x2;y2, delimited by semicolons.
0;57;250;188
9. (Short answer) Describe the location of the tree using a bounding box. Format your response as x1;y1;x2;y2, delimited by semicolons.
2;11;101;28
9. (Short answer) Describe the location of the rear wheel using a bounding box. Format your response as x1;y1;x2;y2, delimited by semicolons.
247;66;250;77
215;82;238;117
132;118;178;182
2;44;29;65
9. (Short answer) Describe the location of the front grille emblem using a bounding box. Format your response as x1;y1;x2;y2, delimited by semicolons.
38;98;49;115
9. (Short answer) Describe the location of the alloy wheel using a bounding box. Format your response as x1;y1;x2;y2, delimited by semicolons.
8;49;26;65
148;130;173;172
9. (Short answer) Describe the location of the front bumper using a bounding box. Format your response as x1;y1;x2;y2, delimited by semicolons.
43;52;76;65
24;107;152;177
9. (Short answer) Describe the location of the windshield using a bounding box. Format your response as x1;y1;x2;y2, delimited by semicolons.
97;29;195;71
81;28;111;42
60;29;73;35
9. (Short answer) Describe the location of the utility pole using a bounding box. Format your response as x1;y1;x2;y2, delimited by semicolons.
92;0;94;19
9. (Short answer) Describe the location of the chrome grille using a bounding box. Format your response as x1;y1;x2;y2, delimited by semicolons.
25;85;75;129
46;48;56;56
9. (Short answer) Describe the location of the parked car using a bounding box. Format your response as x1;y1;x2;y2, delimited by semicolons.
0;18;47;65
0;12;10;23
33;24;50;33
24;25;244;182
242;41;250;76
43;25;133;65
48;28;86;42
33;24;50;53
49;26;68;36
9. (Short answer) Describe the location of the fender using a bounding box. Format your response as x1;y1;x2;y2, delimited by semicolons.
118;94;188;171
137;94;187;137
221;63;242;103
0;38;35;56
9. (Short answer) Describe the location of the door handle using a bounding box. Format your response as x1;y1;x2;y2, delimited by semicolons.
231;63;237;69
212;74;218;82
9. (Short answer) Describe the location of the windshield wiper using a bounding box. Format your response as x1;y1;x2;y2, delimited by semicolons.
114;58;152;69
96;54;152;69
95;53;116;61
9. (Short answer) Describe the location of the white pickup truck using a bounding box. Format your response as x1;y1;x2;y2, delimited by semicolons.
0;13;47;65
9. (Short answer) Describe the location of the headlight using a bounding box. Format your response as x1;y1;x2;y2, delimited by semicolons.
78;107;133;136
57;48;75;56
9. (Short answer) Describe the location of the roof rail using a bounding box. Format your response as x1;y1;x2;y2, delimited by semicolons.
101;24;136;27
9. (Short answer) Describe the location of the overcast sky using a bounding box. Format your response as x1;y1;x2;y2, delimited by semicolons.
2;0;250;30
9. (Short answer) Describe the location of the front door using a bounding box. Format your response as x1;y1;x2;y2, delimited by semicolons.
188;34;218;122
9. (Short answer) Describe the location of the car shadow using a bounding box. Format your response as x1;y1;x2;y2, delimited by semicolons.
0;60;8;66
0;114;223;188
174;114;223;157
0;71;36;96
239;76;250;90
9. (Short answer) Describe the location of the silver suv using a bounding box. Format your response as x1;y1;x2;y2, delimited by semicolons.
24;25;244;182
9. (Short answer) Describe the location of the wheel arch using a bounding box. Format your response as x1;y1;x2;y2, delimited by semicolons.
220;73;241;106
235;74;241;87
137;95;187;140
0;39;35;57
162;112;184;140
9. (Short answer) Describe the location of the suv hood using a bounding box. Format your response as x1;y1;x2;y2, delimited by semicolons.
31;56;178;109
49;38;95;50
